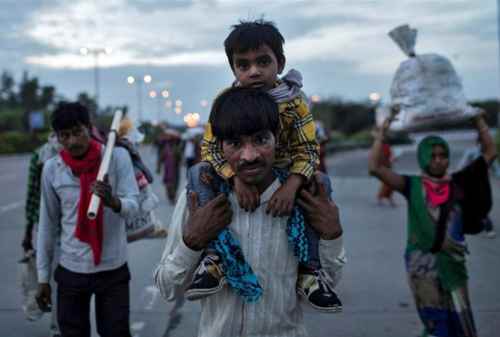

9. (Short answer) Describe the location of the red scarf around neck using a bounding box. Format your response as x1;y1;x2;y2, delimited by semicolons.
422;176;450;208
60;139;104;265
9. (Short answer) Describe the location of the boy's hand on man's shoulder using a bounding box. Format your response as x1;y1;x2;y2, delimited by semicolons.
266;184;296;217
233;176;260;212
266;174;303;217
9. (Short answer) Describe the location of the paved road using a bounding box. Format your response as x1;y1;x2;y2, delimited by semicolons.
0;138;499;337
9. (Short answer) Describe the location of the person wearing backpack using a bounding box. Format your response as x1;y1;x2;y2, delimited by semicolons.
368;111;496;337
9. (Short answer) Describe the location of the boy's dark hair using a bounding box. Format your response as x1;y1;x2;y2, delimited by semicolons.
224;19;285;71
210;87;279;141
51;102;91;132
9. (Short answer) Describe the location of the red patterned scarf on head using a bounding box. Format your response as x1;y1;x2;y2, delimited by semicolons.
422;176;451;208
60;139;104;265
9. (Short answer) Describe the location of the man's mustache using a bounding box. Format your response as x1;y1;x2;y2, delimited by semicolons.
237;160;265;171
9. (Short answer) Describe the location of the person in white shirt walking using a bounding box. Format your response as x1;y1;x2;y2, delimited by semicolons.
154;87;345;337
35;102;139;337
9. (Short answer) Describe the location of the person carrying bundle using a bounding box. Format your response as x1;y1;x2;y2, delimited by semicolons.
369;109;496;337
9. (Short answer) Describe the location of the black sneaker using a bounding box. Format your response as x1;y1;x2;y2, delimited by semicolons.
185;254;226;301
297;268;342;313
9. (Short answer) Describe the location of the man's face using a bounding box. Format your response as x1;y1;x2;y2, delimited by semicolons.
232;44;284;91
56;124;91;158
427;145;449;178
222;130;276;188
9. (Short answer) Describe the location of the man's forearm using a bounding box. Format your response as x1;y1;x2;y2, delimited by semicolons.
36;227;54;283
154;196;202;301
368;131;385;174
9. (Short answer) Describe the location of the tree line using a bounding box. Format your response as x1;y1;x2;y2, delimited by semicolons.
311;97;499;136
0;70;125;133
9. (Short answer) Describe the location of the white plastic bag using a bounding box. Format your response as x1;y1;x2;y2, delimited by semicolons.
19;251;44;321
386;24;478;131
126;183;160;242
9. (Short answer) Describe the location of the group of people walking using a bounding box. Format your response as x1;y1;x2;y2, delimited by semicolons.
20;18;497;337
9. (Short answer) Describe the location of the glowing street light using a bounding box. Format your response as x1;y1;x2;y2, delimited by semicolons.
149;90;157;98
200;99;209;108
184;112;200;128
175;106;182;114
311;94;321;103
369;92;382;104
127;74;153;122
161;90;170;98
175;99;183;107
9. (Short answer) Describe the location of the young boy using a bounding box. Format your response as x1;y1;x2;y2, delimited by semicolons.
186;19;342;312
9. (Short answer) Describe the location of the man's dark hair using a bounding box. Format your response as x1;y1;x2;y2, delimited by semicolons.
51;102;91;132
224;19;285;71
210;87;279;141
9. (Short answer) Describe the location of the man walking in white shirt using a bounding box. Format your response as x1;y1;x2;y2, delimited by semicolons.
154;87;345;337
35;102;139;337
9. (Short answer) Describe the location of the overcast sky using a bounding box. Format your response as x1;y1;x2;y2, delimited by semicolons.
2;0;498;125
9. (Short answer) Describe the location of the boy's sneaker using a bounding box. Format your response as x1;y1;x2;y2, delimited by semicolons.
185;254;226;301
297;268;342;313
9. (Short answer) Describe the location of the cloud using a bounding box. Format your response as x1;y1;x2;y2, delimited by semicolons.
21;0;496;78
25;50;226;69
2;0;497;111
22;0;236;68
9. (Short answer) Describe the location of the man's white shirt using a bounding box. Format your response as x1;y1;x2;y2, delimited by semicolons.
37;147;139;282
154;178;346;337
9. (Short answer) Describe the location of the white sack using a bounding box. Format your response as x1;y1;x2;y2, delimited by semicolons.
387;24;478;131
19;251;44;321
126;184;159;242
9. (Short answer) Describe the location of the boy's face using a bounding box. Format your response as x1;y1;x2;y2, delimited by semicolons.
232;44;285;91
222;130;276;190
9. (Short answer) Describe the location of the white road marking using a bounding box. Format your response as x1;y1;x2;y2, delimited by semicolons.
0;201;23;213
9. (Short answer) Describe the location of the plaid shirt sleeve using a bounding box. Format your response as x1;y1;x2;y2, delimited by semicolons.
287;96;319;179
201;122;235;179
25;152;43;229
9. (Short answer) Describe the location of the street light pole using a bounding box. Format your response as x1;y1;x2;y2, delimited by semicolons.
93;52;100;109
127;74;152;123
80;47;112;111
138;81;143;122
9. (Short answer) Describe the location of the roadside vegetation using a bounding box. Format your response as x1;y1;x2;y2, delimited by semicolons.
1;69;499;155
